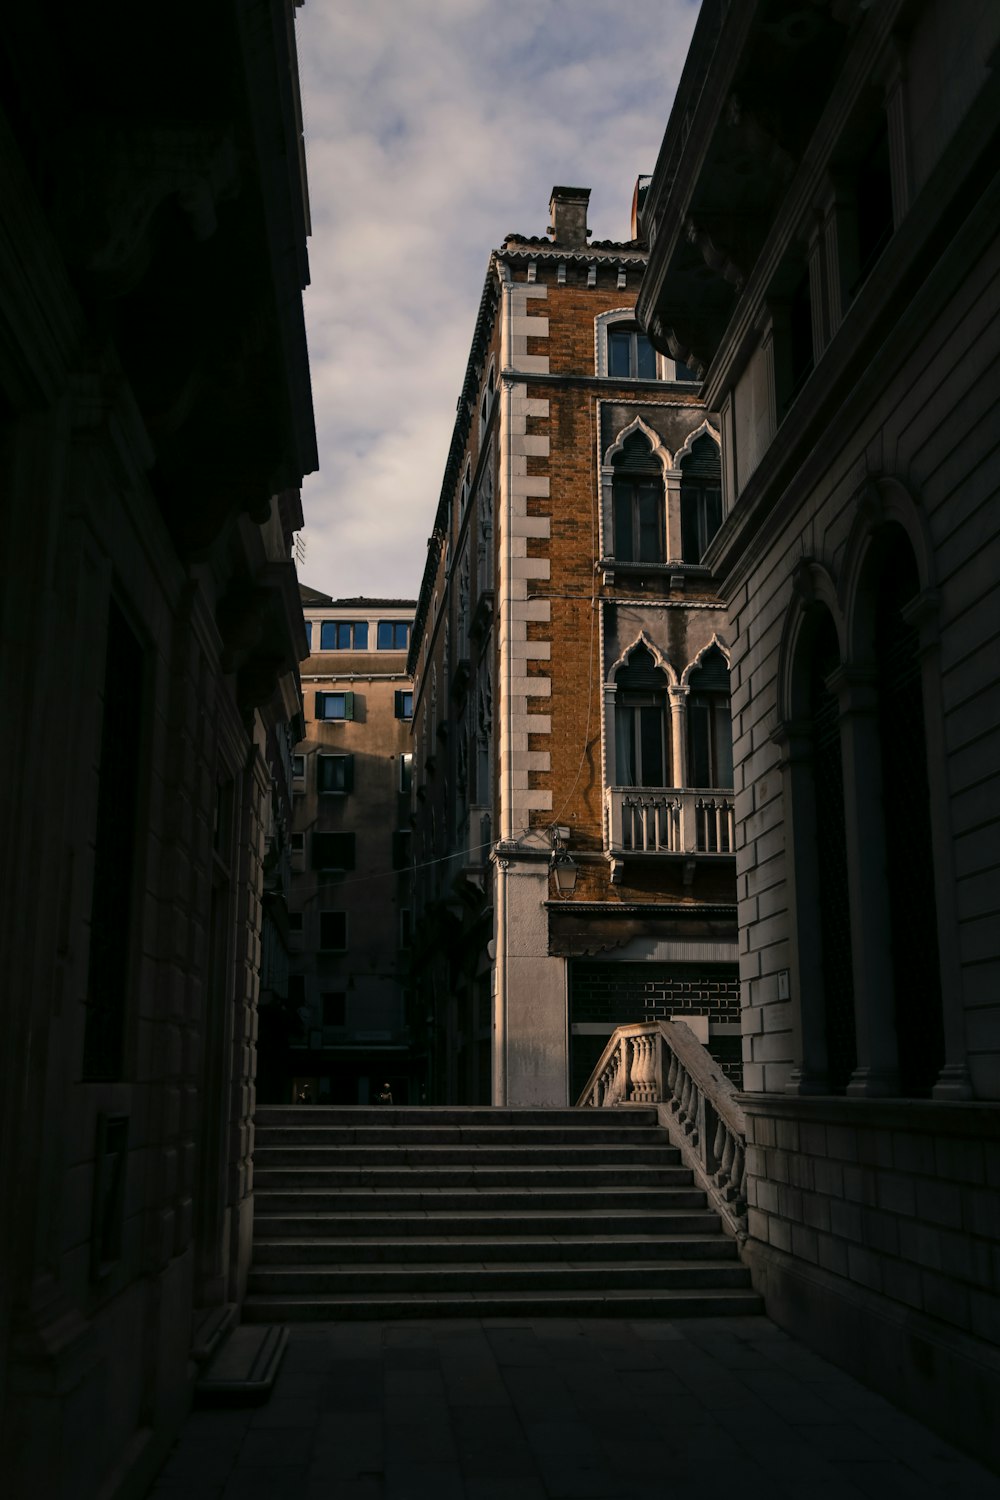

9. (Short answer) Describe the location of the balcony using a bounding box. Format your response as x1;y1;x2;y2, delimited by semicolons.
606;786;735;857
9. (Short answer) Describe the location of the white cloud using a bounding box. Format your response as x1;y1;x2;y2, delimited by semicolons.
294;0;699;600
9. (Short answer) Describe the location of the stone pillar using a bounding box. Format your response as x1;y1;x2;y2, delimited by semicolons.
773;720;830;1094
669;686;687;788
830;666;900;1097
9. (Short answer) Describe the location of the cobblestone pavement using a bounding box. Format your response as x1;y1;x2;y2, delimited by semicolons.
148;1316;1000;1500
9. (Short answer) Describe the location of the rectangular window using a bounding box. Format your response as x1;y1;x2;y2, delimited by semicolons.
394;689;413;719
608;326;658;379
304;620;312;651
292;754;305;780
613;480;664;563
315;691;355;721
84;599;145;1081
399;753;413;793
378;620;411;650
321;991;346;1027
320;620;369;651
288;974;305;1006
288;912;303;933
312;832;355;870
318;754;353;794
291;832;305;854
392;829;412;870
319;911;347;951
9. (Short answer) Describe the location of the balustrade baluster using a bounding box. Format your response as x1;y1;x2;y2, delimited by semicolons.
666;1052;680;1111
629;1034;644;1101
712;1118;727;1179
718;1129;736;1197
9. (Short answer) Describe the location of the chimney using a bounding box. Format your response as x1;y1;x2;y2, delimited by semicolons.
631;175;652;242
547;186;591;248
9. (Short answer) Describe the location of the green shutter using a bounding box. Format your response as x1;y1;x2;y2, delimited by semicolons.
314;691;324;720
342;691;355;721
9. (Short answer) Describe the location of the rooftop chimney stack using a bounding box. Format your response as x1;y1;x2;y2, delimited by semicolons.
631;175;652;242
547;186;591;248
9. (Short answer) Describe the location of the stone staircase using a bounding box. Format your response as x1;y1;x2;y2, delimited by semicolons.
244;1106;761;1321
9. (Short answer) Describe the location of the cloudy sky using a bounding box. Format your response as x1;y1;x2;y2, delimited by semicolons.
294;0;699;602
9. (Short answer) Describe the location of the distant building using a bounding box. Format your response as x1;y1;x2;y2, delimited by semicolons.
639;0;1000;1467
0;3;316;1494
273;589;418;1104
409;185;738;1106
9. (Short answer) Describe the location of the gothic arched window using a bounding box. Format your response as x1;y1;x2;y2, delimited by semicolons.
680;433;723;562
612;434;664;564
615;645;669;787
686;646;733;789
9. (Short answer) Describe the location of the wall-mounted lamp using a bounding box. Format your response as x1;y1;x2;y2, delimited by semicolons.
549;827;578;898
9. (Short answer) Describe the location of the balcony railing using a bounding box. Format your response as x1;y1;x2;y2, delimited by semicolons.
577;1019;747;1241
606;786;735;856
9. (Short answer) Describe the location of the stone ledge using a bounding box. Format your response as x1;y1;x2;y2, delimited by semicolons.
739;1094;1000;1137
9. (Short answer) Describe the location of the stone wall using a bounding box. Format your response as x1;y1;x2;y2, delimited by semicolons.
744;1096;1000;1466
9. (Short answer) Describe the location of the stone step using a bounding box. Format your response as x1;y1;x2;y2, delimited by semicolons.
242;1287;764;1322
253;1185;709;1214
252;1233;738;1265
248;1260;749;1296
253;1125;669;1147
253;1106;659;1129
253;1144;681;1168
252;1164;693;1190
252;1208;724;1238
247;1260;752;1295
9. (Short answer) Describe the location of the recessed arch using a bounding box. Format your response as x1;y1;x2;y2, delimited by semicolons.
776;559;844;725
840;476;937;667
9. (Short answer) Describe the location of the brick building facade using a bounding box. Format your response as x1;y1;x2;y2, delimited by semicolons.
409;185;740;1105
640;0;1000;1464
272;590;417;1104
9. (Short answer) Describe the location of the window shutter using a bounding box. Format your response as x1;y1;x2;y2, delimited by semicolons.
688;647;729;694
314;691;324;720
343;691;355;721
343;754;354;793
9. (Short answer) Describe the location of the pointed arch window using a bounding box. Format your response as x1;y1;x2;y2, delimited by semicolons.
686;646;733;788
612;433;665;563
615;645;669;787
680;433;723;562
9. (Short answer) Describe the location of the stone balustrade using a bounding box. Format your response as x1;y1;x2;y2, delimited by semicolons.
606;787;735;855
578;1019;747;1238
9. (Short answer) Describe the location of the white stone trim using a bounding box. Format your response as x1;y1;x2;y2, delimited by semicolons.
679;632;731;688
672;418;722;470
606;630;679;687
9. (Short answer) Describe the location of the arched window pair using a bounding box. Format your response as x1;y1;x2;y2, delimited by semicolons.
613;642;732;790
783;521;946;1098
610;431;722;565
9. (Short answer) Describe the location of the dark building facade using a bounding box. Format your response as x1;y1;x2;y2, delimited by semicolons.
0;3;316;1495
640;0;1000;1464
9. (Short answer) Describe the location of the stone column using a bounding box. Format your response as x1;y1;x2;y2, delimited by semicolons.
772;720;830;1094
830;666;900;1097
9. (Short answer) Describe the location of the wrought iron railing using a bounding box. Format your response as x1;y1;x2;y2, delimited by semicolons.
577;1019;747;1240
606;787;735;855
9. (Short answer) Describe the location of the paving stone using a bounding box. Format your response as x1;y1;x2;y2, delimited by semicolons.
146;1318;999;1499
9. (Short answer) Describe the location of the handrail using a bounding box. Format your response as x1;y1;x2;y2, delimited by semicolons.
576;1019;747;1241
